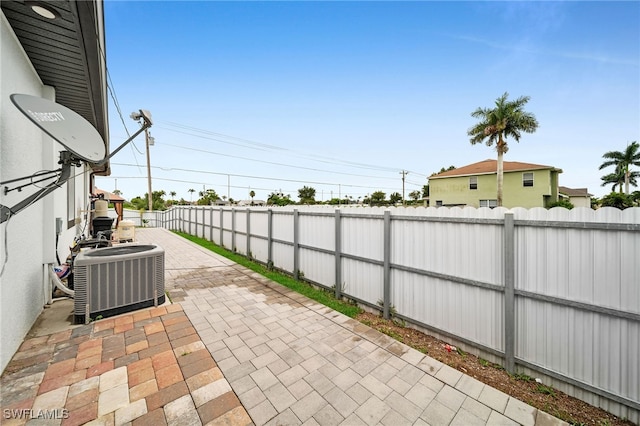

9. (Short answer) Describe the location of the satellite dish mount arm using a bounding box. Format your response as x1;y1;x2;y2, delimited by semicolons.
99;110;152;164
1;151;77;224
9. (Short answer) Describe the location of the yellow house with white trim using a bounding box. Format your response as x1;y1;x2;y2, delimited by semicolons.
429;159;563;208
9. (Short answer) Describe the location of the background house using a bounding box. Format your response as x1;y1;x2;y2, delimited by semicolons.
0;1;108;373
559;186;592;208
429;159;562;208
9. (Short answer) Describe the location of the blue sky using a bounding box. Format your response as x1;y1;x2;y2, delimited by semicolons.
97;1;639;203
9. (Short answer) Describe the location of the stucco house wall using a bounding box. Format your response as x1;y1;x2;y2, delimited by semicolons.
568;196;591;208
0;13;90;372
559;186;592;208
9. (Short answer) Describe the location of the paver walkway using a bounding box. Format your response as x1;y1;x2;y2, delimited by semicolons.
135;228;567;426
0;228;568;425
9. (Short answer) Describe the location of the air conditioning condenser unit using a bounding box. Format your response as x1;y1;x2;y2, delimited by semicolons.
73;244;165;324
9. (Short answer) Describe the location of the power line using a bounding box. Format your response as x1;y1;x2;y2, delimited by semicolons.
107;176;292;193
105;68;144;166
110;163;401;190
106;176;377;198
157;121;430;177
157;142;401;181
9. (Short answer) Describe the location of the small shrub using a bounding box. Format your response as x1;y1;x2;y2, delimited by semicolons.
536;384;557;398
548;200;574;209
512;372;533;382
376;299;398;318
392;317;406;328
380;327;402;340
599;192;635;209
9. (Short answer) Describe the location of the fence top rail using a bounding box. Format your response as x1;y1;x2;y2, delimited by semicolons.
514;220;640;231
392;215;504;225
165;205;640;224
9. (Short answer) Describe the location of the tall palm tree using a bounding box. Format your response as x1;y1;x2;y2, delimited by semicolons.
468;92;539;206
599;141;640;194
601;168;639;193
601;170;624;193
188;188;195;203
170;191;176;201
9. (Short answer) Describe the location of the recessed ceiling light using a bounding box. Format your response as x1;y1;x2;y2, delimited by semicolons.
26;2;58;20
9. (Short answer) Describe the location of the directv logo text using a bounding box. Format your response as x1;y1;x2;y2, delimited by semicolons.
27;109;65;122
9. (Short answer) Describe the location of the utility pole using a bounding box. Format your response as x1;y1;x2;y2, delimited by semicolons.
400;170;408;205
145;128;153;211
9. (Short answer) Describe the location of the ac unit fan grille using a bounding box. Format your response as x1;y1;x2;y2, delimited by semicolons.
73;245;165;323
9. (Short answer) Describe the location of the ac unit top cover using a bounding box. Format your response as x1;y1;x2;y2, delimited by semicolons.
75;244;164;265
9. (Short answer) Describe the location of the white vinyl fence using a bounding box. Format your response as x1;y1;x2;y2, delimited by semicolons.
107;208;161;228
158;205;640;422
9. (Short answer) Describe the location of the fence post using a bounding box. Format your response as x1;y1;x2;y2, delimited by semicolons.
267;209;273;268
335;208;342;299
195;207;200;237
293;209;299;280
504;212;516;373
383;209;391;320
201;208;205;239
188;207;192;235
231;208;236;251
209;207;213;242
219;208;224;246
246;208;251;259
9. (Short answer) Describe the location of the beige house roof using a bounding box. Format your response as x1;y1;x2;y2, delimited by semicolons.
430;159;562;179
559;186;592;197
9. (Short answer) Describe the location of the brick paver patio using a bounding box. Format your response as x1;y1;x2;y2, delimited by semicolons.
0;303;251;425
0;228;568;425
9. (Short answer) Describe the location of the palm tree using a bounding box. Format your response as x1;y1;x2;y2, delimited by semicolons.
188;188;195;203
601;168;639;193
249;190;255;205
170;191;176;201
468;92;539;206
409;190;421;202
599;141;640;194
601;170;624;193
297;186;316;204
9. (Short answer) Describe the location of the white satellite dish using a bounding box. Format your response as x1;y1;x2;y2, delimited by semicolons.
2;94;151;223
10;94;106;162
